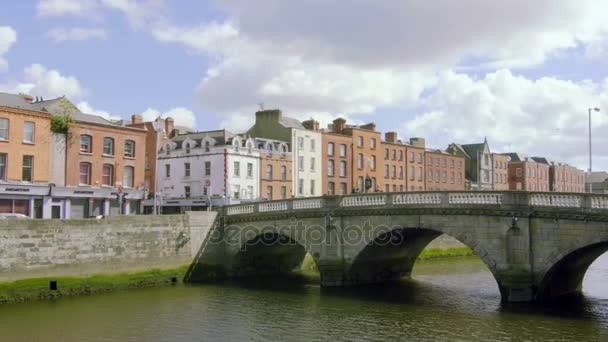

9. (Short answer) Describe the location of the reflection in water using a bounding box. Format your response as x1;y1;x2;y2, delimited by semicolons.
0;254;606;341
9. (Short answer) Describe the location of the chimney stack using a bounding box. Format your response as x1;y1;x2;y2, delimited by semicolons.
385;131;398;143
409;137;426;148
131;114;143;124
165;117;175;138
332;118;346;134
302;119;320;131
19;93;34;103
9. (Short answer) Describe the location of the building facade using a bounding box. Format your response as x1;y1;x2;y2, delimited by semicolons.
549;163;585;193
491;153;510;191
425;149;465;191
381;132;407;193
257;138;292;200
504;154;550;191
322;130;352;196
447;139;493;191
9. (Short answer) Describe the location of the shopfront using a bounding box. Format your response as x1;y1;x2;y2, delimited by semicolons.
0;184;51;218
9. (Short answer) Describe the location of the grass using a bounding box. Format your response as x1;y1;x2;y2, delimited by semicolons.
417;247;474;260
0;265;190;304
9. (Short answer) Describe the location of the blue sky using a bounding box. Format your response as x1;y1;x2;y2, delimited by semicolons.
1;0;608;170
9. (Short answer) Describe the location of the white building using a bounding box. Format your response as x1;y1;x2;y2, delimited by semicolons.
157;130;260;211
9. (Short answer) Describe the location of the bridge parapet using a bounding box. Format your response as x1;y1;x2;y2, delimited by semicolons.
222;191;608;216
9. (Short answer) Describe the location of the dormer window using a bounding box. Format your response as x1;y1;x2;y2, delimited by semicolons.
165;144;171;155
205;141;210;152
185;143;191;154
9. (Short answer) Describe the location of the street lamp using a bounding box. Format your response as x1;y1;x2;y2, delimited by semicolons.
588;107;600;193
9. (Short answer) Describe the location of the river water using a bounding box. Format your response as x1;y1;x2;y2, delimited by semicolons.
1;254;607;341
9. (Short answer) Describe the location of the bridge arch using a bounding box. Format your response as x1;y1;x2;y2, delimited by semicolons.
343;225;501;293
536;240;608;301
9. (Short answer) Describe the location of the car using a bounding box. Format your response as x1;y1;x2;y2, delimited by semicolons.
0;213;30;219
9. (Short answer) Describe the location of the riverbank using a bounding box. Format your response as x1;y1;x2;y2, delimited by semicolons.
0;266;189;304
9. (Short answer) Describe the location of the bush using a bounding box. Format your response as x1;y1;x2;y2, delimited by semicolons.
51;115;74;134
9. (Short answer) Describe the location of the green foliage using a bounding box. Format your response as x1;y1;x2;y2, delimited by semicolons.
50;114;74;134
0;265;189;304
417;247;474;260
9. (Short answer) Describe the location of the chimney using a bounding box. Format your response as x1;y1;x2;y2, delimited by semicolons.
333;118;346;134
131;114;143;124
385;131;398;143
409;137;426;148
302;119;320;131
19;93;34;103
165;117;175;138
359;122;376;131
255;109;282;125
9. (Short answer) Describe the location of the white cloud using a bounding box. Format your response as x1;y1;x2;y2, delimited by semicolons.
100;0;166;28
37;0;98;17
141;107;196;129
12;64;86;100
405;70;608;169
76;101;121;120
0;26;17;72
47;27;108;42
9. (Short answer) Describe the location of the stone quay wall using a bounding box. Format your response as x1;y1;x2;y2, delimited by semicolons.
0;212;217;282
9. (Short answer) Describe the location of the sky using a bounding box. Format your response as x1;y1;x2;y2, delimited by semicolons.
1;0;608;170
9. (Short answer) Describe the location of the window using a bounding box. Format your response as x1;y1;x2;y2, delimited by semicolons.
280;186;287;199
266;164;273;179
310;180;315;195
310;157;316;171
436;170;440;183
370;156;376;170
451;172;455;184
443;158;447;167
340;161;346;177
298;137;304;149
358;154;363;169
516;168;522;177
184;162;191;177
328;160;335;176
409;152;414;162
165;145;170;155
205;141;211;152
358;176;363;191
185;143;191;154
340;182;347;195
247;186;253;198
185;186;191;198
247;163;253;177
384;148;389;160
23;122;35;143
393;165;397;178
234;161;240;177
399;151;403;161
409;166;414;180
428;169;433;181
205;161;211;176
418;167;423;181
281;166;287;180
299;156;304;171
428;156;433;165
357;136;363;147
385;184;390;192
101;137;114;156
80;135;92;153
385;165;389;178
450;159;454;168
233;185;241;199
443;171;447;183
371;177;376;191
328;182;335;195
340;144;347;157
310;139;316;151
458;160;462;169
436;158;440;166
418;153;423;163
484;155;490;166
392;150;396;161
79;162;91;185
328;143;335;156
123;166;134;188
22;155;33;182
0;118;8;140
165;164;171;178
370;138;376;149
0;153;6;180
458;173;463;184
124;140;135;158
298;179;304;195
266;186;273;200
399;166;403;179
102;164;114;186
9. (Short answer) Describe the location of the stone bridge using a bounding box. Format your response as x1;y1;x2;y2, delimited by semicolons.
186;191;608;303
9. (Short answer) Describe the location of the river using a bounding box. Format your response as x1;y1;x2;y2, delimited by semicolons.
1;254;607;341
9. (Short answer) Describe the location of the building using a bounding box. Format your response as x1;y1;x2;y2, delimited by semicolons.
248;110;322;197
31;96;147;217
503;153;550;191
157;130;260;213
257;138;292;200
491;153;510;190
549;162;586;193
586;171;608;194
381;132;407;193
322;126;352;196
447;138;493;190
425;149;465;191
0;93;53;218
406;138;427;191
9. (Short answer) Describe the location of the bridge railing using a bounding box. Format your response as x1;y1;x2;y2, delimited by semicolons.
221;191;608;216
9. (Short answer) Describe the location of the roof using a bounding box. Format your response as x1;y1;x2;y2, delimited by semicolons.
279;116;305;129
0;92;39;111
587;171;608;184
29;97;115;126
448;143;471;158
170;129;236;149
531;157;550;164
502;152;527;163
461;141;488;159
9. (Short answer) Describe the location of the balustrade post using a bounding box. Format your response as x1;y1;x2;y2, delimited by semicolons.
581;193;593;210
440;192;449;206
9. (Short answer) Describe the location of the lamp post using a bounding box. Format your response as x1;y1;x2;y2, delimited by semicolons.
588;107;600;193
154;119;162;215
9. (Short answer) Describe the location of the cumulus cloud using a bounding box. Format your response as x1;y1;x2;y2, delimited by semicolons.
37;0;98;17
141;107;196;129
76;101;121;120
12;64;86;99
0;26;17;72
47;27;108;42
405;70;608;169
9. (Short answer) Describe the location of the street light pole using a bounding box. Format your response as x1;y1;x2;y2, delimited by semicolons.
588;107;600;193
154;119;162;215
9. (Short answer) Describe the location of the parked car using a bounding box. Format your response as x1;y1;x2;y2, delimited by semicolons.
0;213;30;219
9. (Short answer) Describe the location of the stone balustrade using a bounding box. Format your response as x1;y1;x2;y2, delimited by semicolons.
340;195;386;207
227;204;255;216
393;193;442;205
529;194;581;208
258;202;289;212
449;193;503;205
591;197;608;210
293;199;323;210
